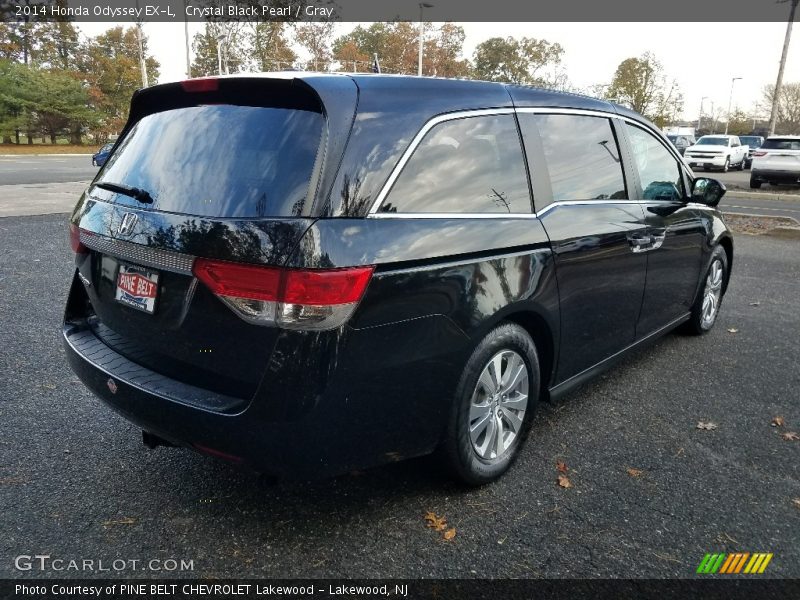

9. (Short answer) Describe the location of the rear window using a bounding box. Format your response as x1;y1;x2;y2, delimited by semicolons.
96;105;323;218
696;137;729;146
761;138;800;150
739;136;762;147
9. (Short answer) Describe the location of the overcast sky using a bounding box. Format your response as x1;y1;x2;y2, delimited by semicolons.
76;21;799;123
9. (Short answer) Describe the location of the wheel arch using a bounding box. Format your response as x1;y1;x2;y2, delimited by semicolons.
502;310;556;403
717;234;733;294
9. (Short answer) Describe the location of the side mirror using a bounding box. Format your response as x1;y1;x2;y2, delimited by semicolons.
691;177;726;207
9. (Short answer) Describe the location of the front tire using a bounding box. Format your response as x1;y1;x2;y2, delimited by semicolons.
750;177;761;189
685;246;728;335
440;323;540;485
721;157;730;173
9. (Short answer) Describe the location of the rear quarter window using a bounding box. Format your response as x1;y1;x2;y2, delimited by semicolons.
377;114;531;214
96;105;324;218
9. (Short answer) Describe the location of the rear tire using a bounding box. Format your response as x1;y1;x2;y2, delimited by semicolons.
439;323;540;485
684;246;728;335
737;156;746;171
749;177;761;189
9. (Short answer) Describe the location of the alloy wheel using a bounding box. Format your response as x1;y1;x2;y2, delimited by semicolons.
701;258;724;328
468;350;529;460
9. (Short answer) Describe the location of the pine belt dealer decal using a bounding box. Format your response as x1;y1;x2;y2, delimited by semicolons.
696;552;773;574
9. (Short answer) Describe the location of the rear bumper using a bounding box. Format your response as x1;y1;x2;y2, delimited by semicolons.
750;169;800;183
63;313;467;478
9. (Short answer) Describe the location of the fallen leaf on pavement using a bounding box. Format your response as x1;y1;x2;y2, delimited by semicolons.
781;432;799;441
726;328;738;333
696;421;718;430
771;416;785;427
556;460;569;473
792;499;800;510
749;302;760;307
443;528;456;541
424;511;447;531
626;467;644;477
102;517;136;527
557;474;572;489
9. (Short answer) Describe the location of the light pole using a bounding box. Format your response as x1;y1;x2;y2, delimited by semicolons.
216;32;226;76
724;77;742;135
417;3;433;77
698;96;708;132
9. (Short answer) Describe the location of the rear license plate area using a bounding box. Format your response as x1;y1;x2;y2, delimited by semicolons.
115;262;160;314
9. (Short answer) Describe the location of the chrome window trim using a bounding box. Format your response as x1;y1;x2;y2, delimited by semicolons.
368;212;541;220
365;108;517;216
365;105;696;220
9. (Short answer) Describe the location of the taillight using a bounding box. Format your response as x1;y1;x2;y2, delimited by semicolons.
752;151;767;157
192;258;375;330
69;223;88;254
180;78;219;93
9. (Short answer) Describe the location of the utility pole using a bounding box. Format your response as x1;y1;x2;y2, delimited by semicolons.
135;0;148;87
183;0;191;78
417;3;433;76
768;0;798;136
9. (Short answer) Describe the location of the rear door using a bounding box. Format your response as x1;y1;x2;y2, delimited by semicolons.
518;111;648;383
70;78;328;400
618;121;706;336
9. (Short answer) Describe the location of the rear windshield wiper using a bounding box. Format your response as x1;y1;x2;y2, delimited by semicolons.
94;181;154;204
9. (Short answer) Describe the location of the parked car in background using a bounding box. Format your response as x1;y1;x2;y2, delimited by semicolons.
64;74;733;485
750;135;800;188
667;134;696;156
684;135;748;172
92;143;114;167
738;135;764;168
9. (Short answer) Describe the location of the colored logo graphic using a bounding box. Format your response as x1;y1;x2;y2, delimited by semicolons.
697;553;773;574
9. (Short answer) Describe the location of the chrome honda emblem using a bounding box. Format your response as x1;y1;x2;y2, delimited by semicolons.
118;212;138;236
107;378;118;394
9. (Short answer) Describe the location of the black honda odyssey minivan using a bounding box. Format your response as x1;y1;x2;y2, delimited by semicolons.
64;74;732;484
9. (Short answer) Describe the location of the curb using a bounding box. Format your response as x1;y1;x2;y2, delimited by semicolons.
726;190;800;201
723;211;800;226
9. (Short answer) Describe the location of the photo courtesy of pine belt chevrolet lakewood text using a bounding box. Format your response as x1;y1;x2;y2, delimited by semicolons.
64;74;733;485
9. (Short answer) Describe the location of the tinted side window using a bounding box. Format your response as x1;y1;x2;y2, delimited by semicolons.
378;114;531;214
625;124;685;201
520;114;627;202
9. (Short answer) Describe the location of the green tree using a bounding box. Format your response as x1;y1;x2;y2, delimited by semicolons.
605;52;683;127
34;21;80;70
249;22;296;71
472;36;564;86
76;26;159;139
31;69;96;143
332;21;468;76
295;21;335;70
191;22;248;76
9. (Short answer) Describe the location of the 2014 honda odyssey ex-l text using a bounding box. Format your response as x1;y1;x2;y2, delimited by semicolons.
64;74;733;484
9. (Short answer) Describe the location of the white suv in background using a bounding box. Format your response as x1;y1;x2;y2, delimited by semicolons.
684;135;748;172
750;136;800;189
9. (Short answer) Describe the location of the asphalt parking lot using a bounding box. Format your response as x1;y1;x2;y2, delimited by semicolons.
1;212;798;579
